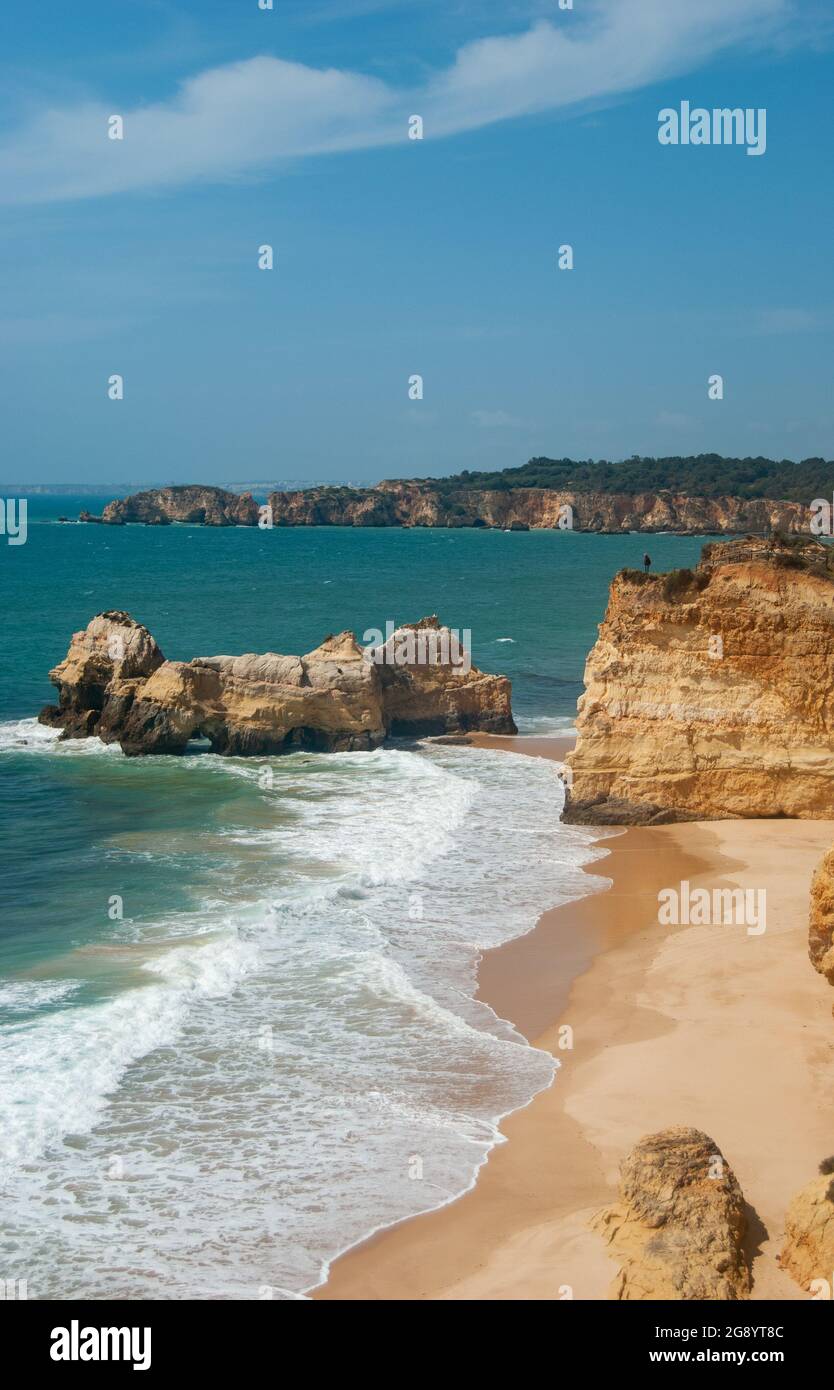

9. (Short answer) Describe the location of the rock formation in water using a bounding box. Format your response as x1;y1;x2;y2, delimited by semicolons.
38;612;166;740
594;1127;750;1300
79;481;812;534
39;613;515;755
564;535;834;824
781;1166;834;1292
87;486;261;527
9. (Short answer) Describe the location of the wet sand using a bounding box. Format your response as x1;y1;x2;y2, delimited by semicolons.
313;737;834;1300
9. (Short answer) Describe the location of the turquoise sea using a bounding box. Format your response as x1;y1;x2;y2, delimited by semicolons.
0;497;709;1298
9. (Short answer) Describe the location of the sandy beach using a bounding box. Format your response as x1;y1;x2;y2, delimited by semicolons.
314;737;834;1300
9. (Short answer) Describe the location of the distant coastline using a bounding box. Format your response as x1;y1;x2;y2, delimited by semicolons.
75;484;811;535
67;455;834;535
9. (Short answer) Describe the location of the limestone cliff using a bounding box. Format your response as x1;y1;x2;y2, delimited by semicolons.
781;1168;834;1293
594;1127;750;1300
91;486;260;527
268;483;809;534
81;481;811;534
564;536;834;824
39;613;515;755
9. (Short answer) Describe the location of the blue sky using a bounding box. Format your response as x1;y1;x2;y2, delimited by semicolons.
0;0;832;485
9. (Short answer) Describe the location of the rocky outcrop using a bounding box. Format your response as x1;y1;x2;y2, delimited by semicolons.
781;1168;834;1292
80;481;812;533
809;849;834;991
86;486;261;527
39;613;515;756
39;612;165;740
369;617;512;736
594;1127;750;1300
114;630;387;756
564;536;834;824
268;483;810;534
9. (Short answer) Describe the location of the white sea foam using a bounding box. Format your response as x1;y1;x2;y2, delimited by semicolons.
0;735;608;1299
0;979;81;1013
515;714;577;736
0;931;258;1171
0;717;121;756
0;717;62;751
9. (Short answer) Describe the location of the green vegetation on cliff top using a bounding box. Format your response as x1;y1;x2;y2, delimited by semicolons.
412;455;833;502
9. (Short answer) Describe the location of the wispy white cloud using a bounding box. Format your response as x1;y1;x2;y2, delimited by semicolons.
0;0;796;204
420;0;790;137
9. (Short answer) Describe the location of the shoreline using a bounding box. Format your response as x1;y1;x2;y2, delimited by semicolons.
313;736;834;1300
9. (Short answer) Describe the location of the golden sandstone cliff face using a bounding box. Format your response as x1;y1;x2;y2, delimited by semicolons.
595;1128;750;1300
564;536;834;824
84;482;809;534
573;539;834;1299
267;484;808;534
39;613;515;755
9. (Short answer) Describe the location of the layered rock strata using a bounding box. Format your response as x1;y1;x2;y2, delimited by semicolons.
564;536;834;823
267;484;809;534
39;613;515;755
80;482;811;534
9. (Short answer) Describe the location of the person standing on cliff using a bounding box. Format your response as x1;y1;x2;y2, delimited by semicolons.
643;552;652;572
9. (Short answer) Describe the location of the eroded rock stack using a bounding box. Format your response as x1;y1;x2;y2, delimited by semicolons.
781;1168;834;1292
564;536;834;824
39;611;165;740
39;612;515;756
595;1127;750;1300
